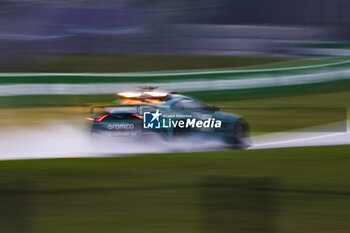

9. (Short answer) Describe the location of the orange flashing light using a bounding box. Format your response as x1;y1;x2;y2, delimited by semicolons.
117;92;142;98
144;91;168;97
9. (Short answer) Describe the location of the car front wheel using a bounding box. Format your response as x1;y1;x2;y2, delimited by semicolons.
231;119;251;149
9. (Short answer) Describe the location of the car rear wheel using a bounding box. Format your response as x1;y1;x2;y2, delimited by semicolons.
137;132;164;144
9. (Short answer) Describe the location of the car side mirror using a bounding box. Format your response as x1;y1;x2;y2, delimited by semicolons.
210;105;220;111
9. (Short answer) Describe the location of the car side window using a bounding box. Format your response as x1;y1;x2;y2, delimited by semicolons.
139;106;158;115
172;101;184;109
173;99;209;110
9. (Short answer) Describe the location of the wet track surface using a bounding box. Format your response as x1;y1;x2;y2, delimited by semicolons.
0;121;348;160
251;131;350;149
251;121;350;149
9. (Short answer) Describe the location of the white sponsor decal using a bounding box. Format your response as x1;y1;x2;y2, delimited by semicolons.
143;110;221;129
107;123;134;130
162;118;222;129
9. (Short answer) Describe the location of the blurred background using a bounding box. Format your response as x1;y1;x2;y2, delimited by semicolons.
1;1;350;233
1;0;350;72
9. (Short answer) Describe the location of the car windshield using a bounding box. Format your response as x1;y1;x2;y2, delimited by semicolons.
173;99;210;110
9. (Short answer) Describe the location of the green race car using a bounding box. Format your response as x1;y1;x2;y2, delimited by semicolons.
89;88;250;149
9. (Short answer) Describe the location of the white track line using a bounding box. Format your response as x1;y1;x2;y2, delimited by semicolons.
252;131;349;148
1;69;350;96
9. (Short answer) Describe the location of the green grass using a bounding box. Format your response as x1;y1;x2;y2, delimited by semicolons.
212;88;350;108
0;145;350;233
0;55;305;84
0;94;116;107
2;55;347;85
18;54;347;73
